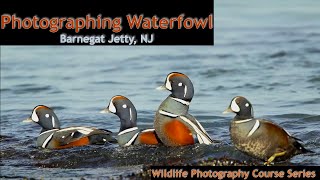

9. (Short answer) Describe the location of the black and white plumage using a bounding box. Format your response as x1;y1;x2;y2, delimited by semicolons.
154;72;217;146
223;96;313;164
25;105;115;149
100;95;161;146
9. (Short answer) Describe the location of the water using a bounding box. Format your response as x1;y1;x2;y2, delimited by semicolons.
1;0;320;179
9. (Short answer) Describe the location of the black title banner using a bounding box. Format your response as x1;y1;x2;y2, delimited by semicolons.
150;166;320;179
0;0;214;45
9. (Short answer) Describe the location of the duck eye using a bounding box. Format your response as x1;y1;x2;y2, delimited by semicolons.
45;114;50;118
178;82;182;86
245;103;249;107
122;104;127;108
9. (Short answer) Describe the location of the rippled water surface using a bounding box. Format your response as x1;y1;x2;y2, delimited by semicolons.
1;0;320;179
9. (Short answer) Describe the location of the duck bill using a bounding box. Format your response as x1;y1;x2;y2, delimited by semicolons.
100;107;111;114
22;117;33;123
156;85;167;91
223;107;233;114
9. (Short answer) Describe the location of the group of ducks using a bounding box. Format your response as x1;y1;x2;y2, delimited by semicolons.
24;72;313;165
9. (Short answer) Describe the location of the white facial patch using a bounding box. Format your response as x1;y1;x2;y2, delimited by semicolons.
108;100;117;113
165;76;172;90
129;108;133;121
245;103;249;107
230;98;240;112
45;114;49;118
52;116;55;127
184;85;187;97
31;110;39;122
178;82;182;86
122;104;127;108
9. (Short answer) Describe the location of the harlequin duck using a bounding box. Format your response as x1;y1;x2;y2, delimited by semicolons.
100;95;161;146
154;72;216;146
223;96;313;165
24;105;115;150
